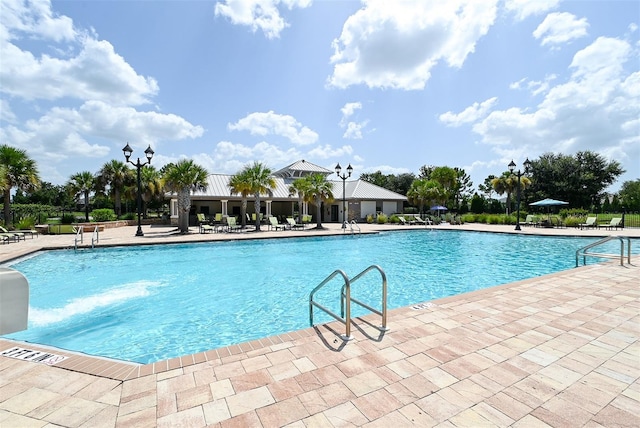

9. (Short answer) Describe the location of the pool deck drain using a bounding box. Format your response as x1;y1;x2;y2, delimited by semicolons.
0;223;638;427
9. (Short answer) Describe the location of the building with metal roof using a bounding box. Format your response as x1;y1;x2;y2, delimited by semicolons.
168;160;406;225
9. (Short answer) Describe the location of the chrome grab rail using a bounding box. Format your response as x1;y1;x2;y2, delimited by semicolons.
91;226;99;248
342;220;361;234
73;226;83;250
341;265;388;331
309;265;388;341
309;269;352;340
576;236;632;267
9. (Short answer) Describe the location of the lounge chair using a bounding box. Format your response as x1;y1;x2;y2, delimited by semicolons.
397;216;408;225
286;217;304;230
0;234;14;244
578;216;597;230
196;213;215;234
226;216;242;232
411;215;428;225
600;217;622;230
268;216;286;231
523;215;536;227
0;227;25;241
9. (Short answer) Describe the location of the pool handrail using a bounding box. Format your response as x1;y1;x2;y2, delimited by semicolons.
575;235;632;267
309;265;388;341
309;269;352;340
341;264;388;331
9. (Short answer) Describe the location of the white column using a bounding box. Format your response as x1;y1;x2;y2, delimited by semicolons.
221;200;228;216
266;201;272;217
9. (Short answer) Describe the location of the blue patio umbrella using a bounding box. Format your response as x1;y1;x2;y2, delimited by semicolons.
430;205;448;216
529;198;568;221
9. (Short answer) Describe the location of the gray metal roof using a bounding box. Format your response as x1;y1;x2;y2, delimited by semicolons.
331;180;407;201
186;175;406;201
272;159;333;178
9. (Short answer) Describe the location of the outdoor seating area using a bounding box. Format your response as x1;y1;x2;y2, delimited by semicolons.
600;217;623;230
0;226;31;243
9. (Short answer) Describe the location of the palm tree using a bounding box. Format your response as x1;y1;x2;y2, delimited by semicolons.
0;145;40;228
288;177;311;225
96;160;132;217
304;173;333;229
162;160;209;233
492;172;531;214
228;170;253;228
140;166;164;217
67;171;96;222
242;162;275;231
407;179;442;217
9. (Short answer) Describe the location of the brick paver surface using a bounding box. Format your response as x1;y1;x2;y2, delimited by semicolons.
1;224;638;427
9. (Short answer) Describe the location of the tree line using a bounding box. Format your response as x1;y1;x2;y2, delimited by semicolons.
1;144;340;234
360;151;637;215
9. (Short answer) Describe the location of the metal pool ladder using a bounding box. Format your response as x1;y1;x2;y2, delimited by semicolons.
342;220;361;234
73;226;100;250
309;265;388;341
575;236;632;267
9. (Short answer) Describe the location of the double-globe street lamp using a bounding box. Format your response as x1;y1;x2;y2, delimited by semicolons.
335;163;353;228
122;143;154;237
508;158;531;231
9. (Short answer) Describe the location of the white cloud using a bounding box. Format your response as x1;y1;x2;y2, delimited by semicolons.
227;111;318;145
328;0;498;90
343;121;369;140
340;102;362;120
307;144;353;159
533;12;589;47
339;101;368;139
358;164;411;176
214;0;312;39
0;37;158;105
510;75;558;96
439;97;498;127
453;37;638;177
0;99;17;123
0;100;204;165
503;0;560;21
180;140;303;174
1;0;75;42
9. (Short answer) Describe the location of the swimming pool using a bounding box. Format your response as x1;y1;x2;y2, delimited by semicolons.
2;230;625;363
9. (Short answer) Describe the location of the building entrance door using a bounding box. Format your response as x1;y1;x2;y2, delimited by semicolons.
330;205;339;222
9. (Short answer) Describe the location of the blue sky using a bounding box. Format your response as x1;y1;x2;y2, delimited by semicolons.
1;0;638;192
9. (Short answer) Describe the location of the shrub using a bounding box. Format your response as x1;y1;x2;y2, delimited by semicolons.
559;208;588;219
15;217;36;230
120;212;135;220
61;214;76;224
90;208;116;222
366;214;374;224
564;216;582;228
377;214;388;224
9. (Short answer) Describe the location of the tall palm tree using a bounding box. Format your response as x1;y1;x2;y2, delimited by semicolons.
407;179;442;217
140;166;164;217
228;170;252;228
288;177;311;225
0;145;40;228
96;160;132;217
242;162;275;231
492;172;531;215
304;173;333;229
162;160;208;233
67;171;96;222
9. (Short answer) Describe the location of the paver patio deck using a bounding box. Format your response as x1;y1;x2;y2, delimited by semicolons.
0;223;638;427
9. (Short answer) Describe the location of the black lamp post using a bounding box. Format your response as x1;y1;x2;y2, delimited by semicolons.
335;163;353;228
508;158;530;231
122;143;154;236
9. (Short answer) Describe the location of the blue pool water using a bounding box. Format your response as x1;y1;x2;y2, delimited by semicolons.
2;230;629;363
